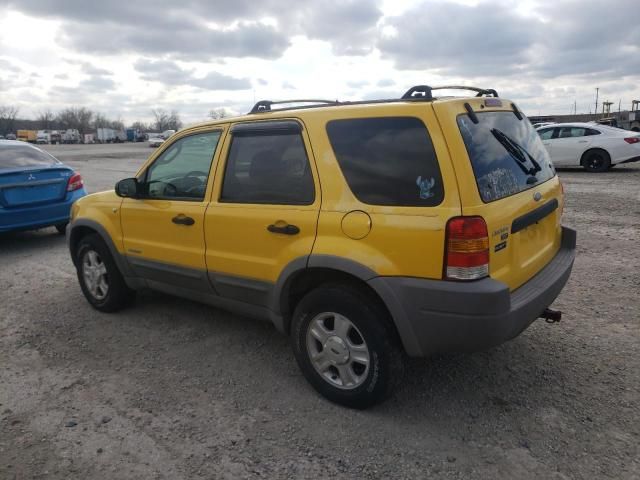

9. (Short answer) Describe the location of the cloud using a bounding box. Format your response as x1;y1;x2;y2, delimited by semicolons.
3;0;383;60
378;1;535;76
0;58;22;73
65;59;113;76
377;78;394;87
296;0;383;55
80;75;116;91
134;59;251;90
378;0;640;80
347;80;369;88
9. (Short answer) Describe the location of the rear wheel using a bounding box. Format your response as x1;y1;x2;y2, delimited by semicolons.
75;234;135;312
290;284;403;409
582;149;611;172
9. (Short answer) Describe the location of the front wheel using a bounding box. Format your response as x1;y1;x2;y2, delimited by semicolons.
75;234;135;312
290;285;403;409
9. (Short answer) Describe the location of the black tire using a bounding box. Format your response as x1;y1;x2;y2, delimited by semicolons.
55;222;68;235
582;149;611;172
290;284;404;409
75;233;135;312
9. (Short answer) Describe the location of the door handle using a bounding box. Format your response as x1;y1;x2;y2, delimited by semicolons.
172;214;195;226
267;223;300;235
578;140;588;143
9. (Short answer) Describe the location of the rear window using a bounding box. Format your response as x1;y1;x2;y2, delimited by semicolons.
0;144;60;169
457;112;555;203
326;117;444;206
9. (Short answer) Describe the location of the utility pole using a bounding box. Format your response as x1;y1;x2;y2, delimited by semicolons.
618;99;621;113
595;88;599;117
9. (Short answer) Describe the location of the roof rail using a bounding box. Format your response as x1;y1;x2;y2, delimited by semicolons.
246;85;500;115
249;99;340;114
428;85;499;97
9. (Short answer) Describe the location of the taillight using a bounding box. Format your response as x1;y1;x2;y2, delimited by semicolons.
67;172;83;192
444;216;489;281
624;137;640;144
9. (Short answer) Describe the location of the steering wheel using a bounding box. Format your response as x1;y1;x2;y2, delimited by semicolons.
147;179;178;197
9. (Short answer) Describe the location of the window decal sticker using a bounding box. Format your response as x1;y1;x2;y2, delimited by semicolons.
416;176;435;200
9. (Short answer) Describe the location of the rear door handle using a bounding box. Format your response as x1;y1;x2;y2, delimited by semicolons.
172;214;195;226
267;223;300;235
578;140;588;143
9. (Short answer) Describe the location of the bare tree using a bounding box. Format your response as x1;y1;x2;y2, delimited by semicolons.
37;109;55;130
56;107;94;135
208;108;229;120
131;121;150;131
152;108;182;131
152;108;170;131
0;105;20;135
93;112;109;129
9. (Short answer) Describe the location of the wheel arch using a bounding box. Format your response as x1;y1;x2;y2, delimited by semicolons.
68;219;133;277
273;256;391;334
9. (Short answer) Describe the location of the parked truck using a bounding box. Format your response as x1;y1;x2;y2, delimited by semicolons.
50;130;62;144
36;130;50;144
17;130;37;143
62;129;81;144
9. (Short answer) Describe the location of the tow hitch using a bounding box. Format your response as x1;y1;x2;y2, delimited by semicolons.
540;308;562;324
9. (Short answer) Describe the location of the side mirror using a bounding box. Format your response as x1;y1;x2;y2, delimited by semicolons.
115;178;140;198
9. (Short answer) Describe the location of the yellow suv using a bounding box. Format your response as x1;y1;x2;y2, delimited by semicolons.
68;86;576;408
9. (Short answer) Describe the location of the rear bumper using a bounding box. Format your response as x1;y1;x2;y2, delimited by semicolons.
369;227;577;357
0;189;86;233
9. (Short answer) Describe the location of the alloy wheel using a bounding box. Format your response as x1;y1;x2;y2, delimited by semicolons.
82;250;109;300
306;312;370;390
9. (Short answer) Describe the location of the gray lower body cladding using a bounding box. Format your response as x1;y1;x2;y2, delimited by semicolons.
369;227;577;357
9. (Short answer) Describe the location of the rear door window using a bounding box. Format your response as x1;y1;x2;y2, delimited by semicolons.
558;127;586;138
0;144;60;169
220;122;314;205
457;112;556;203
326;117;444;206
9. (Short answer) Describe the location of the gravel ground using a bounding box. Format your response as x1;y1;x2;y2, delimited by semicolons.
1;144;639;479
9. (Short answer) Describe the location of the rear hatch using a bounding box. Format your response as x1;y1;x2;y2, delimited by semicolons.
0;167;71;207
0;142;71;208
434;98;563;291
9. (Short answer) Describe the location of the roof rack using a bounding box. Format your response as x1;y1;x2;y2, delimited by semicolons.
247;85;499;115
249;99;340;114
431;86;499;97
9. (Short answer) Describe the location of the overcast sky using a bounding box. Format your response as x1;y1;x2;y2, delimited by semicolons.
1;0;638;125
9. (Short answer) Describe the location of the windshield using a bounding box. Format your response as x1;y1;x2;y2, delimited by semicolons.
457;112;555;202
0;143;60;169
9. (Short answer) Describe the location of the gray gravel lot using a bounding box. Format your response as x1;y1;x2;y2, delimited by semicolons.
1;143;639;479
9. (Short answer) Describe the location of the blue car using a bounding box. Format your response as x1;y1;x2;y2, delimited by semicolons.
0;140;87;234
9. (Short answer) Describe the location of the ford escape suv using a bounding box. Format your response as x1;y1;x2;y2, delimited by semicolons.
67;86;576;408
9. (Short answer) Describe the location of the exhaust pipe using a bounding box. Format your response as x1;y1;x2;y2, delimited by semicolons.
540;308;562;324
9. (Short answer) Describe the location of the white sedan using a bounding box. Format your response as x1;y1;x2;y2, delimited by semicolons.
148;136;165;148
537;123;640;172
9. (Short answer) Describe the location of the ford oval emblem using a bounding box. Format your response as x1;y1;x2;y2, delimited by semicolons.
533;192;542;202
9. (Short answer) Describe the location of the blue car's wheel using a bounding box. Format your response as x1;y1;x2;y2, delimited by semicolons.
75;234;135;312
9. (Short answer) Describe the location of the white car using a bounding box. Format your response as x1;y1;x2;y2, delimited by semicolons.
537;122;640;172
148;136;165;148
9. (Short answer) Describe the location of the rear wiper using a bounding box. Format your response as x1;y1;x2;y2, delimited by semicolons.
490;128;541;179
